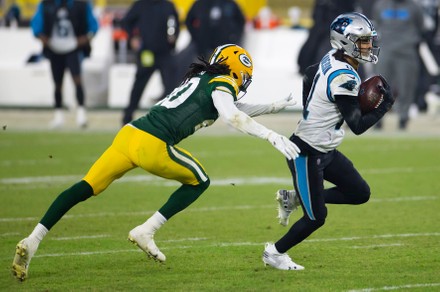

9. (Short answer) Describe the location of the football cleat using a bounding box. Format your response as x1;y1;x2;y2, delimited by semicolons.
262;243;304;271
12;238;38;281
76;107;88;129
128;226;166;262
276;189;300;226
49;110;64;129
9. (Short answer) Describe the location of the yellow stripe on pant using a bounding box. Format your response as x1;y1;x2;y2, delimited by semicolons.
83;124;208;195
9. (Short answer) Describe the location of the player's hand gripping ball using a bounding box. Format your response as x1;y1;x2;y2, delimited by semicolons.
358;75;385;114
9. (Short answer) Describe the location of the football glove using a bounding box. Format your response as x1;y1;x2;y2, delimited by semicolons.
267;131;300;160
269;93;298;113
378;75;395;111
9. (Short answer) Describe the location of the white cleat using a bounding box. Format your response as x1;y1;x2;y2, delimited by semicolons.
12;238;38;281
262;243;304;271
76;107;88;129
49;110;65;129
276;189;300;226
128;226;166;262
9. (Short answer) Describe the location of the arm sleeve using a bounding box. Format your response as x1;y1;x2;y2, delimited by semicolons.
212;90;273;139
235;101;288;117
335;94;390;135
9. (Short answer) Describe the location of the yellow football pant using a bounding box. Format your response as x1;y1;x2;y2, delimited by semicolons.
83;124;208;195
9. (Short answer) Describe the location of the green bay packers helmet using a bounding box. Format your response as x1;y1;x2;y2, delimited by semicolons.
330;12;380;64
209;44;253;94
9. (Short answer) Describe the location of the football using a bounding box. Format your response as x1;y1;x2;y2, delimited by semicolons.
358;75;384;114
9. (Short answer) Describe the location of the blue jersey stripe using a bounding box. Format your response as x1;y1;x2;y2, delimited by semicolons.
326;69;359;102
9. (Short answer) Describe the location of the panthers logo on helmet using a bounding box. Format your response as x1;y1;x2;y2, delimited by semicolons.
330;17;352;34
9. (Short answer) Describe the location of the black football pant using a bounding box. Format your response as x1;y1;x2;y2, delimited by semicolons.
123;52;178;124
48;50;84;109
275;135;371;253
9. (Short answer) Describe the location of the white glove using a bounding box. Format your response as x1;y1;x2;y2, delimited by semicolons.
270;93;298;113
267;131;301;160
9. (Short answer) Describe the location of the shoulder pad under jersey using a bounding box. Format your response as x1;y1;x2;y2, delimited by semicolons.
209;75;239;97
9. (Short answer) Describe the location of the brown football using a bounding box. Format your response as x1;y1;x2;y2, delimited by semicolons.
358;75;384;114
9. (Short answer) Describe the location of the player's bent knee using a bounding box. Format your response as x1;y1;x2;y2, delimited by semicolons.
307;216;326;230
197;178;210;192
355;182;371;204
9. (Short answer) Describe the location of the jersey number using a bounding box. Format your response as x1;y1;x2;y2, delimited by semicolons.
157;78;200;109
303;73;320;119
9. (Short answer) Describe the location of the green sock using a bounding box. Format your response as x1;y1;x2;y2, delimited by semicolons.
159;179;210;219
40;180;93;230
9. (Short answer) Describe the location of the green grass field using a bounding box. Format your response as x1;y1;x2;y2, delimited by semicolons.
1;130;440;291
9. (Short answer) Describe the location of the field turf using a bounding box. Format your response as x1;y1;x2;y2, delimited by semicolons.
1;130;439;291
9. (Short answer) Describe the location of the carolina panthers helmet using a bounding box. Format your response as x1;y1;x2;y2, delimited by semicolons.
330;12;380;64
209;44;253;94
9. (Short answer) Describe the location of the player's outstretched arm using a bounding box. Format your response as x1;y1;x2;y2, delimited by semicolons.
235;93;298;117
212;90;300;160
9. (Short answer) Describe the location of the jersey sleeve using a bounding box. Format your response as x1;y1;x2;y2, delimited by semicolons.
328;70;360;100
208;75;239;101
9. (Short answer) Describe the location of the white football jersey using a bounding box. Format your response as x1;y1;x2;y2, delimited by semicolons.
49;8;77;54
295;49;361;153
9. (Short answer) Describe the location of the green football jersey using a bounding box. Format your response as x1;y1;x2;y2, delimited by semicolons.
131;72;239;145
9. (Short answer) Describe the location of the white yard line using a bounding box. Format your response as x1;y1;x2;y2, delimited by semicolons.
51;235;110;241
350;243;404;249
347;283;440;292
17;232;438;259
2;165;440;185
0;195;437;223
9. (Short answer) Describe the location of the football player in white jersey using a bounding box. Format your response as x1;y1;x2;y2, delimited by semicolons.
262;12;396;271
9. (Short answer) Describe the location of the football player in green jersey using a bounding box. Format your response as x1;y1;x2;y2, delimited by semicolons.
12;44;301;281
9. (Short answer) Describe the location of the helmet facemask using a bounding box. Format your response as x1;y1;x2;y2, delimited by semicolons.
347;35;380;64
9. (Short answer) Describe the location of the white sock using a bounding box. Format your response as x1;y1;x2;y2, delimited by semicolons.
141;211;167;234
28;223;49;244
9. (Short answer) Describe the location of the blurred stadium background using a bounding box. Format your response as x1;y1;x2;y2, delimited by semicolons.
0;0;317;111
0;0;315;24
0;0;439;132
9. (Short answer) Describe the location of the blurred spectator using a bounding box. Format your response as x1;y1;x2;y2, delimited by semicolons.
174;0;246;83
297;0;356;76
414;0;439;112
185;0;245;59
372;0;425;130
121;0;180;125
5;1;21;27
111;11;129;63
31;0;99;129
253;6;281;29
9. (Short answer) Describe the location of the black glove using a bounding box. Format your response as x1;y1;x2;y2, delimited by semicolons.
378;75;395;111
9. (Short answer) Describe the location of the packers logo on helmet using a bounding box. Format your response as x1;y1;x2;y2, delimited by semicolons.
239;54;252;68
209;44;253;94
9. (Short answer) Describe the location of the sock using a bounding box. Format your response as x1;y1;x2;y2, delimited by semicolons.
40;180;94;230
140;211;167;234
28;223;49;245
